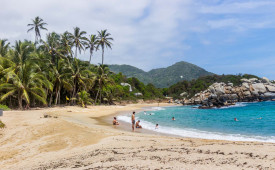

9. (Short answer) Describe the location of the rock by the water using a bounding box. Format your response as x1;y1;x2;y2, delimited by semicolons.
262;77;270;83
265;85;275;92
183;77;275;108
252;83;266;93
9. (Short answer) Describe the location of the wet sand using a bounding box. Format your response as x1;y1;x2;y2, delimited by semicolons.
0;103;274;170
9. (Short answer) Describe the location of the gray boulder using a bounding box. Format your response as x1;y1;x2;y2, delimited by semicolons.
263;92;275;97
249;78;258;82
252;83;266;93
241;78;250;83
251;90;259;96
242;82;250;89
265;85;275;92
262;77;270;83
227;82;233;86
243;91;251;96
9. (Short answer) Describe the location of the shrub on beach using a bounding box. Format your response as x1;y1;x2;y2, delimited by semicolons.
0;104;10;111
0;120;6;129
78;90;93;108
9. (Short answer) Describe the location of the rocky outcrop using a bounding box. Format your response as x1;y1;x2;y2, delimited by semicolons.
183;77;275;108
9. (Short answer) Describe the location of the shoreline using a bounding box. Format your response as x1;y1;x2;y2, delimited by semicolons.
0;103;275;169
96;104;179;137
100;102;275;143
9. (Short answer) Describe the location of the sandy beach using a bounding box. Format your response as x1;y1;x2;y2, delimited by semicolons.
0;103;275;170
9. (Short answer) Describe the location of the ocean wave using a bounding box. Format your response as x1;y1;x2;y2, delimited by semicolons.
216;102;247;109
117;115;275;143
150;107;166;111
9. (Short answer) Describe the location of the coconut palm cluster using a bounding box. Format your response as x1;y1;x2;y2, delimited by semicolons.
0;17;164;109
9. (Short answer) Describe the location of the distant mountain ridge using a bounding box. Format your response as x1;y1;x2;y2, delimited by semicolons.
108;61;213;88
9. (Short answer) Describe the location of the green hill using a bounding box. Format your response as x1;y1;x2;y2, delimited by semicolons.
108;61;213;88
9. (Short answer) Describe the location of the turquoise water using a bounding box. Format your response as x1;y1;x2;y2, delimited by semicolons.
118;101;275;142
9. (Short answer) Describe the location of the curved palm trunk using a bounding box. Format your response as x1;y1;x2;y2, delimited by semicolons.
95;80;101;105
71;78;77;105
98;47;105;105
101;47;104;66
89;52;92;63
99;87;102;104
58;87;61;105
75;47;77;59
49;92;53;107
18;93;23;110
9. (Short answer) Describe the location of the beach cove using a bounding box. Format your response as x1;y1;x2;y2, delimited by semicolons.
1;103;275;169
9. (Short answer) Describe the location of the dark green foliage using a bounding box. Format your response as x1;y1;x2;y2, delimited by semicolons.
126;77;164;100
0;120;5;129
0;104;10;111
0;17;163;109
108;61;213;88
167;74;259;99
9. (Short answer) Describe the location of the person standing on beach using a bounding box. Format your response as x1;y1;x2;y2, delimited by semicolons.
132;111;135;131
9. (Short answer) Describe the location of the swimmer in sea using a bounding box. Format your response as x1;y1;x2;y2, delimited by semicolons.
234;118;239;121
155;124;159;129
172;117;175;121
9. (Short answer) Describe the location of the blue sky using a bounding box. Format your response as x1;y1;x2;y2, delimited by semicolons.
1;0;275;79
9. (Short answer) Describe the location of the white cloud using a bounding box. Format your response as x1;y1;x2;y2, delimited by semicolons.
0;0;275;79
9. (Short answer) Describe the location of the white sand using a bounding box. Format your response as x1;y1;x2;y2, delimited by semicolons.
0;103;274;170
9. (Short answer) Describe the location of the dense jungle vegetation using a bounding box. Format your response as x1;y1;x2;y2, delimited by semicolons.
0;17;163;109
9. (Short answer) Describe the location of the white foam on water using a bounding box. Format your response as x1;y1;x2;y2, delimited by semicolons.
117;115;275;143
215;102;247;109
150;107;166;111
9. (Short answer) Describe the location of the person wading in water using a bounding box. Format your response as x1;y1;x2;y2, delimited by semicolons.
131;111;135;131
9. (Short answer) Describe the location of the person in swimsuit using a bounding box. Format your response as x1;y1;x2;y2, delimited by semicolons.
113;117;119;125
155;124;159;129
132;111;135;131
136;120;142;128
172;117;175;121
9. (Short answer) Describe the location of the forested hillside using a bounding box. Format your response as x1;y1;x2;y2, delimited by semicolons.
109;61;213;88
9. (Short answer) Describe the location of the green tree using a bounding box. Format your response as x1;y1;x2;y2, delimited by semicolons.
69;59;95;104
71;27;87;58
0;39;10;56
94;65;112;104
78;90;93;108
96;30;113;66
27;16;48;43
60;31;73;59
0;41;52;109
86;34;97;63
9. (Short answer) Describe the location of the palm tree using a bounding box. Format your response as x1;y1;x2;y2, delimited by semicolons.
0;39;10;56
78;90;93;108
96;30;113;66
0;59;51;109
40;32;74;106
0;41;52;109
27;16;48;43
69;59;95;104
86;35;97;63
41;32;62;66
60;31;73;59
94;64;112;104
71;27;87;59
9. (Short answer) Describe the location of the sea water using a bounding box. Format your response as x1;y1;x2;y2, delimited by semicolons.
117;101;275;142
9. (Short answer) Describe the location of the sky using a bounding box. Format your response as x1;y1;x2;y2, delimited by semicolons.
1;0;275;79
